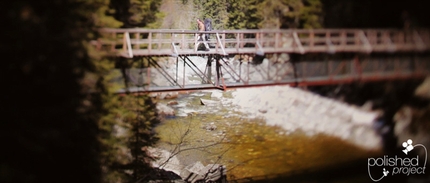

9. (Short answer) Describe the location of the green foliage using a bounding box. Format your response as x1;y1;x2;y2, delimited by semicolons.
92;0;166;181
298;0;323;28
109;94;160;182
192;0;322;30
226;0;263;29
78;0;123;28
97;71;129;182
109;0;164;28
258;0;323;29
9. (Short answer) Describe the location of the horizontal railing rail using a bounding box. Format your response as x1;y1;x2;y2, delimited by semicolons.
92;28;430;58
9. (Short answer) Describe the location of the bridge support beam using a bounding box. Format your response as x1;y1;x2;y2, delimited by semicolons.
206;56;212;84
212;55;226;90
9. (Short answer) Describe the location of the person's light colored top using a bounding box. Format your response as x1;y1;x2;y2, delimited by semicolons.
197;19;205;31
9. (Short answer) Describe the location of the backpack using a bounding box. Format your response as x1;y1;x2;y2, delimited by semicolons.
204;18;212;31
204;18;212;41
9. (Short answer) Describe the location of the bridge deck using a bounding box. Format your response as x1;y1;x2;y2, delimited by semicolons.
94;28;430;57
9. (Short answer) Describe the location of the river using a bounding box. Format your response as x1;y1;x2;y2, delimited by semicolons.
151;85;383;181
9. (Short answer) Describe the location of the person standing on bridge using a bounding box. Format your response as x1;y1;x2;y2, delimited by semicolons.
195;18;210;51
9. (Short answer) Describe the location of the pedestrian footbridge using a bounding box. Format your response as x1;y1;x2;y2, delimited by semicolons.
92;28;430;92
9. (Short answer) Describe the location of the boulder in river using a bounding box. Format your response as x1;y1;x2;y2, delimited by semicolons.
200;98;218;106
157;103;175;117
167;101;179;106
181;161;227;183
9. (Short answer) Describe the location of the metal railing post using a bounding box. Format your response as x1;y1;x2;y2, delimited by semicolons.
216;33;227;56
124;32;133;58
413;30;426;51
293;31;305;54
358;31;372;53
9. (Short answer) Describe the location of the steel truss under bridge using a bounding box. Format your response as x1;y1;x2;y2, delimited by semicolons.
114;53;429;93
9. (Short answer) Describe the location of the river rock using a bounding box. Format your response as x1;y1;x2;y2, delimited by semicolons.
211;91;223;99
415;76;430;98
351;110;379;125
167;101;179;106
181;161;226;183
157;103;175;117
148;147;183;176
200;98;218;106
202;122;217;131
258;109;268;114
164;92;179;99
158;92;179;99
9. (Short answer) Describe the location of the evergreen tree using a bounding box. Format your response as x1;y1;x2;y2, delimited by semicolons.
1;0;163;182
122;94;160;181
299;0;322;28
226;0;262;29
95;0;164;181
194;0;322;30
258;0;323;29
109;0;164;28
99;93;160;182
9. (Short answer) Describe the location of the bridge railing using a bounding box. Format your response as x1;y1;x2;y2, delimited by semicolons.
93;29;430;57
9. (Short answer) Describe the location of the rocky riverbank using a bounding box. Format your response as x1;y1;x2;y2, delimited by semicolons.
222;85;382;150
